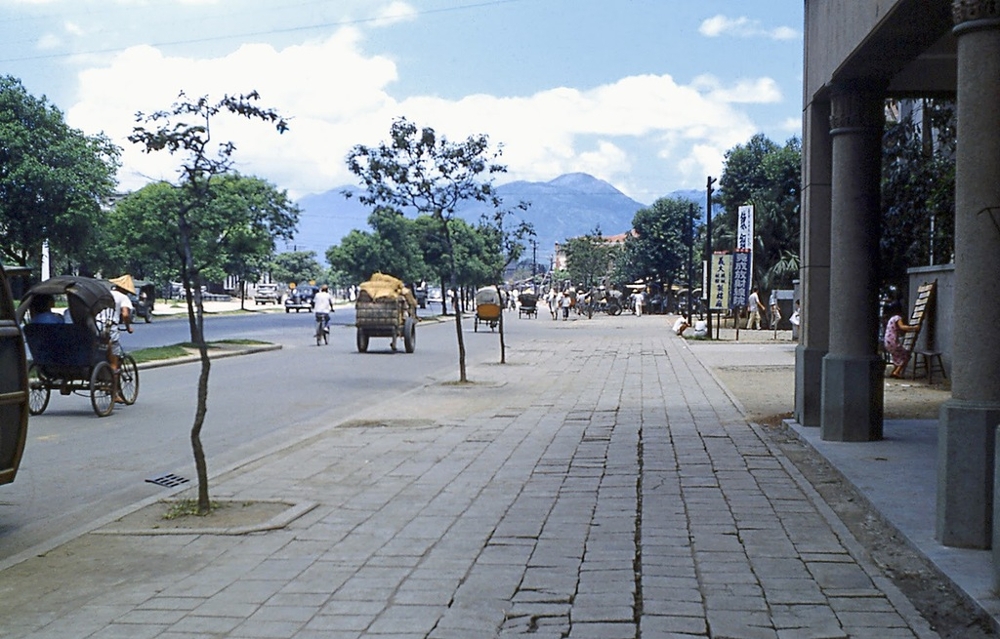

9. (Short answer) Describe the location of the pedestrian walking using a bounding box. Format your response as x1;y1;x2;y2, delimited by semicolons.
747;286;765;330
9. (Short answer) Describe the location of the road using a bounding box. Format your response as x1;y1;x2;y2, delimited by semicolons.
0;311;497;564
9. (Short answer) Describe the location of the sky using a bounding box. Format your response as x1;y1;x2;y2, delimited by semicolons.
0;0;804;206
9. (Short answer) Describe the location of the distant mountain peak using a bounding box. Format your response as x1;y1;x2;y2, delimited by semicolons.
547;173;624;196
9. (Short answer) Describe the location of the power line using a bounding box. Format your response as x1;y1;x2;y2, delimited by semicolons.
0;0;530;64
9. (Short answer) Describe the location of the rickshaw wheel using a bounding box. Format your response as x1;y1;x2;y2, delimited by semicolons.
90;361;115;417
28;364;50;415
119;354;140;405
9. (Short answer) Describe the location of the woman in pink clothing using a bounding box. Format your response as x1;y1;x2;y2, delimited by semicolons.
883;300;918;379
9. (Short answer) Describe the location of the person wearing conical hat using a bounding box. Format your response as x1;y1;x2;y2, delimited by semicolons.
102;276;135;403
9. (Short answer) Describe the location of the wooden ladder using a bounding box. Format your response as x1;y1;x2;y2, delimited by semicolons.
903;281;944;381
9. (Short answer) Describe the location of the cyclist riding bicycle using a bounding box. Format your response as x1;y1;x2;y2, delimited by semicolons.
312;284;335;332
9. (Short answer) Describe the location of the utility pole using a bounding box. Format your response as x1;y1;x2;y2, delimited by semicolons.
530;239;538;293
687;203;694;325
705;176;716;338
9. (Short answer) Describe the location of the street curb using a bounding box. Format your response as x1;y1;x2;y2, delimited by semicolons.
136;343;282;370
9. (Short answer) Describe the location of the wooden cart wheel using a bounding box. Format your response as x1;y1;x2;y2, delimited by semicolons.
403;317;416;353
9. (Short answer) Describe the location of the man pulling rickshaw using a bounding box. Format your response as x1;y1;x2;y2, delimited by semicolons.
18;275;139;417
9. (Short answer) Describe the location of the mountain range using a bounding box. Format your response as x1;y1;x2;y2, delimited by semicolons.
284;173;705;261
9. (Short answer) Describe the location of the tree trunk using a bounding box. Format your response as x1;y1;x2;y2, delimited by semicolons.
497;284;506;364
440;214;467;382
179;214;212;515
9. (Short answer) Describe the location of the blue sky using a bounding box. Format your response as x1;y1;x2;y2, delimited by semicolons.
0;0;803;205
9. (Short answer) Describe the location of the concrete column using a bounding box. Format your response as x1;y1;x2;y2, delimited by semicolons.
939;3;1000;557
820;85;884;443
795;99;831;428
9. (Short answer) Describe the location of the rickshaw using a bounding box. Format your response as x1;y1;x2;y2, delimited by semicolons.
17;276;139;417
0;263;30;486
132;279;157;323
517;292;538;319
474;287;502;332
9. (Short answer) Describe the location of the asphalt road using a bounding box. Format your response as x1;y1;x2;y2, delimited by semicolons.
0;312;490;563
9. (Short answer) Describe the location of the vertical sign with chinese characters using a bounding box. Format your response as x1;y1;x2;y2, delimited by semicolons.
737;204;754;285
737;205;754;250
730;249;751;309
709;252;731;311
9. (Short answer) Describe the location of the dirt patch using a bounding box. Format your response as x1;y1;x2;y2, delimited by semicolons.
713;364;996;638
95;499;316;535
713;365;951;422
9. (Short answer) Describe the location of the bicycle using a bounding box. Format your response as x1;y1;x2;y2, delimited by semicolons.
314;311;331;345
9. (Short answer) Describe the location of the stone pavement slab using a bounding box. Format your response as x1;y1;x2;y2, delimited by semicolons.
0;315;941;638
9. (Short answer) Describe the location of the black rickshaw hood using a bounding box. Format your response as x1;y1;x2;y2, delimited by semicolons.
15;275;115;327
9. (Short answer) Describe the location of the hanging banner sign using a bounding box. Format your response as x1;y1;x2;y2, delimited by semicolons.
709;252;731;311
737;204;755;285
737;205;754;251
730;249;752;309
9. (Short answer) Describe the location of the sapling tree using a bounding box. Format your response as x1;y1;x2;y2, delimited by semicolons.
129;91;291;515
346;117;515;382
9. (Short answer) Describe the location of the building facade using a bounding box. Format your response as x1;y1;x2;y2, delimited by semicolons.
799;0;1000;584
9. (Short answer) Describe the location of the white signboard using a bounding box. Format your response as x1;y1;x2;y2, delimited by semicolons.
737;205;754;251
709;253;732;311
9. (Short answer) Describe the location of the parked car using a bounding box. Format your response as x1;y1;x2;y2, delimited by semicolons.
284;286;315;313
255;283;280;305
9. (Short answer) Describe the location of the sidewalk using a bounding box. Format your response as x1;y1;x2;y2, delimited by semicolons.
0;315;969;638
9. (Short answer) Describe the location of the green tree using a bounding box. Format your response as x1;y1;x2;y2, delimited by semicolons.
103;174;297;302
270;251;323;287
716;134;801;290
477;203;533;363
129;90;291;515
0;75;120;270
881;100;955;297
618;197;698;290
326;207;428;285
346;117;514;382
102;181;184;282
564;227;616;288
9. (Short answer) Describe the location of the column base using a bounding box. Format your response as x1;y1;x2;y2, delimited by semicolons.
795;345;825;427
820;354;884;442
936;400;999;551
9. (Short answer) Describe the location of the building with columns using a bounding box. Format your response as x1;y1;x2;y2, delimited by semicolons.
798;0;1000;585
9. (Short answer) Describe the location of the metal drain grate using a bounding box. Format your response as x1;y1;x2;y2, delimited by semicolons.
145;473;189;488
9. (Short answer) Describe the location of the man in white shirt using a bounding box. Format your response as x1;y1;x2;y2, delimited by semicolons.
99;284;134;402
312;284;335;332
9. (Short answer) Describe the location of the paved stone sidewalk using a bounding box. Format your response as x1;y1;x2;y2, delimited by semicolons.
0;319;937;638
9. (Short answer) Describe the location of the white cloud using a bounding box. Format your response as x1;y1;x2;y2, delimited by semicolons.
699;14;799;41
66;27;772;202
373;1;417;27
690;74;782;104
36;33;61;50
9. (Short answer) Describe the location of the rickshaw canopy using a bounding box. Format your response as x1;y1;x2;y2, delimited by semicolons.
16;275;115;328
475;287;501;306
